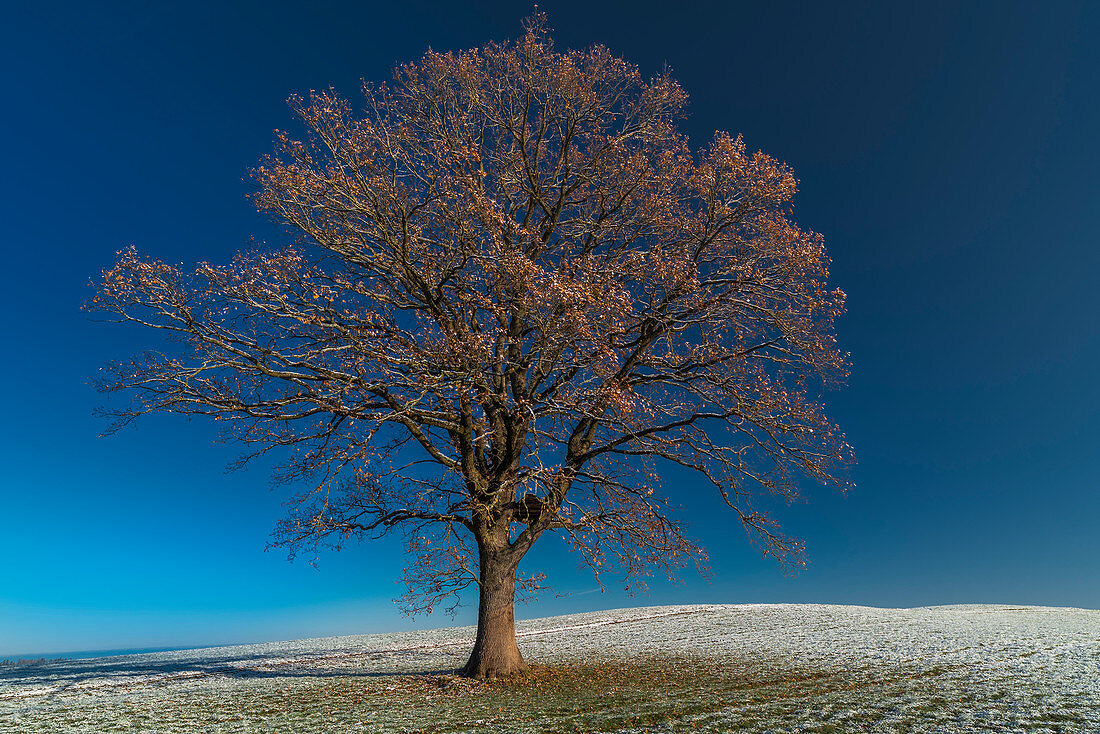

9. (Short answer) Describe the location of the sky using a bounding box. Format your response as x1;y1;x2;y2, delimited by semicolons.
1;1;1097;658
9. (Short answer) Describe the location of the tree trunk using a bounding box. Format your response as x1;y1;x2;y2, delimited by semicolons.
461;546;526;679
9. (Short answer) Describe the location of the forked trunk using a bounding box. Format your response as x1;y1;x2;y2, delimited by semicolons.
461;547;526;679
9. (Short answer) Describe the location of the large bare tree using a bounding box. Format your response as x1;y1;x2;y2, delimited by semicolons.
91;15;853;678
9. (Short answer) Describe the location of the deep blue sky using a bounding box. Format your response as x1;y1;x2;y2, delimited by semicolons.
1;1;1097;657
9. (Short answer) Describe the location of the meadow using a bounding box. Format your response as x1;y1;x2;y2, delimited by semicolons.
2;604;1096;733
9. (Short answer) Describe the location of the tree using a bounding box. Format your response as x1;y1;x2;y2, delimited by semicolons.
90;15;853;679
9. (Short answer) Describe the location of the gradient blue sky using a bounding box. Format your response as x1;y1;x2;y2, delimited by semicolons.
1;1;1097;658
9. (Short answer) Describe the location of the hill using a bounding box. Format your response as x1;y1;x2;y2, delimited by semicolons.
1;604;1097;732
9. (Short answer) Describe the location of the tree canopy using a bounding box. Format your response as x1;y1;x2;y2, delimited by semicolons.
91;14;853;677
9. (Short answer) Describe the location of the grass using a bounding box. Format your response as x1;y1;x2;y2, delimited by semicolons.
457;656;853;732
0;652;1091;733
3;603;1097;733
0;654;936;733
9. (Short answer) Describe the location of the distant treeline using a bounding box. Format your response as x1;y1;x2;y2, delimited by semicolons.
0;657;71;667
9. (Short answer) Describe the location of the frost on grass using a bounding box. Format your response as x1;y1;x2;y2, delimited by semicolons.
1;604;1097;733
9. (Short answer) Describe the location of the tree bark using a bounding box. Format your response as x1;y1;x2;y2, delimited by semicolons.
461;544;526;679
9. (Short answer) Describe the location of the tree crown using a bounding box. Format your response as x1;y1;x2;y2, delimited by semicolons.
91;14;853;615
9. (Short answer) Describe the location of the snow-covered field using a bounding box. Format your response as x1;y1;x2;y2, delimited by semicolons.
1;604;1097;732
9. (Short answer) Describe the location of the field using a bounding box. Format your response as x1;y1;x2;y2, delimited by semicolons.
1;604;1097;733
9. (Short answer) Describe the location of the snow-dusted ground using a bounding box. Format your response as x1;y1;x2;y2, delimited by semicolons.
1;604;1097;732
